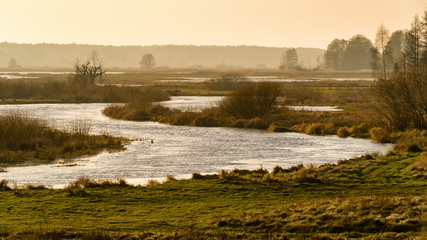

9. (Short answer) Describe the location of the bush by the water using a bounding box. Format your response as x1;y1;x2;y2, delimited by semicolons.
219;81;282;119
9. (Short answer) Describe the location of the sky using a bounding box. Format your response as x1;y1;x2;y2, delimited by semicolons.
0;0;425;49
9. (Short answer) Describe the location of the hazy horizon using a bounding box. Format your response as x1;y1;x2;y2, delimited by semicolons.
1;0;425;49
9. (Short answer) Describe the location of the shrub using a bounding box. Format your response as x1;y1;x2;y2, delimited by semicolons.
232;119;250;128
351;123;369;135
219;82;282;119
192;116;219;127
191;173;203;179
0;179;11;191
393;131;423;153
305;123;330;135
246;117;269;129
337;127;351;138
268;124;291;132
169;112;198;126
272;166;284;174
369;127;390;143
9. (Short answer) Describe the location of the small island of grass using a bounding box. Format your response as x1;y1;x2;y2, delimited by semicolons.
0;114;128;167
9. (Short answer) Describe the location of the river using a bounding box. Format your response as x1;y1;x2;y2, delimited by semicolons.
0;103;392;188
159;96;342;112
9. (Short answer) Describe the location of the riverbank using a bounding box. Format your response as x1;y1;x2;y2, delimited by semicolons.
0;146;425;239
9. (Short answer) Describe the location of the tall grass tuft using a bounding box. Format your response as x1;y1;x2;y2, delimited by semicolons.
0;179;11;191
337;126;351;138
370;127;390;143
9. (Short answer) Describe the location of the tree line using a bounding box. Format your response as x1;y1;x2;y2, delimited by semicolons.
324;35;374;70
372;8;427;131
0;43;323;68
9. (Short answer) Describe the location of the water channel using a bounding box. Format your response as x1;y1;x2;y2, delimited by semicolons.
0;103;392;188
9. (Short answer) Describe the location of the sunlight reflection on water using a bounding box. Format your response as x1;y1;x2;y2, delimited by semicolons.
0;103;392;188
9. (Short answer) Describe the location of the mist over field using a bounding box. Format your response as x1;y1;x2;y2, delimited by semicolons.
0;43;324;68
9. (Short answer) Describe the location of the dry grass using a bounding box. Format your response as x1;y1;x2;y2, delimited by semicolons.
0;114;127;165
64;176;129;196
218;195;427;235
218;164;323;185
146;179;161;186
370;127;391;143
65;176;128;190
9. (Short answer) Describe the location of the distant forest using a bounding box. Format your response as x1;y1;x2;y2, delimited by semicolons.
0;42;324;69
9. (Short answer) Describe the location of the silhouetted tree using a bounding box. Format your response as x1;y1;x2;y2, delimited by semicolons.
404;15;422;73
140;54;156;69
8;58;20;68
72;50;106;85
374;13;427;131
342;35;374;70
384;30;405;69
422;8;427;65
324;39;347;70
372;24;390;80
279;48;298;69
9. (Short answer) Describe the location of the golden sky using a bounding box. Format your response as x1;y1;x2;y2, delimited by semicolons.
0;0;425;49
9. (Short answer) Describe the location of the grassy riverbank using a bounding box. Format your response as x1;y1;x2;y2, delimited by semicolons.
0;143;425;239
0;114;128;167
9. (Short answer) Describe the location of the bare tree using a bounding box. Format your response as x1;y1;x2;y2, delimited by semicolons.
72;50;106;85
373;24;390;80
140;54;156;69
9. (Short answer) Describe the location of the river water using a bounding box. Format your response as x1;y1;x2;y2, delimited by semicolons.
160;96;342;112
0;103;392;188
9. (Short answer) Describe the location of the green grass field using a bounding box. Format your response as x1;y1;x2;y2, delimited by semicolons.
0;149;425;239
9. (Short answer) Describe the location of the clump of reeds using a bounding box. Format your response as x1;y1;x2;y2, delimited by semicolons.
369;127;390;143
337;126;351;138
0;113;127;165
64;176;128;196
146;179;161;186
65;176;128;190
218;164;324;185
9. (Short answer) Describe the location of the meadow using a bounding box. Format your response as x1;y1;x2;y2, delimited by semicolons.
0;140;425;239
0;68;425;239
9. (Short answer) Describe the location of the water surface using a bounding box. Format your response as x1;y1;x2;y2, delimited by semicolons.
160;96;342;112
0;103;391;188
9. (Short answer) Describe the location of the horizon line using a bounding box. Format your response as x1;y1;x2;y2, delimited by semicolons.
0;41;326;50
